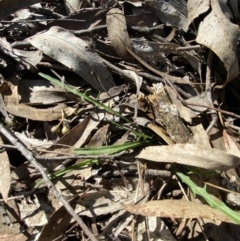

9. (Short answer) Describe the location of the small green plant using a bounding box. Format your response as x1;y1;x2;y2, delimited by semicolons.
73;141;149;155
35;141;149;188
176;172;240;224
39;72;132;124
35;159;99;188
38;72;152;141
37;72;153;187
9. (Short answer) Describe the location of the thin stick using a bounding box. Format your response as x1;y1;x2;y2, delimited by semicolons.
205;51;217;133
182;102;240;119
0;124;98;241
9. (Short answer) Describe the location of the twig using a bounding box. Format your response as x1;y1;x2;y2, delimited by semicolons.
74;25;107;36
36;151;126;161
0;195;25;202
125;46;189;84
29;6;64;18
205;51;217;133
0;124;98;241
182;102;240;119
0;19;85;23
129;24;164;33
74;24;165;37
103;59;138;85
138;72;192;98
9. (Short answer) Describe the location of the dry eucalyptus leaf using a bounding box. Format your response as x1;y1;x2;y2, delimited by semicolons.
222;129;240;157
17;194;54;227
13;49;42;66
145;0;188;31
44;109;106;165
107;8;133;61
209;125;226;151
136;117;174;145
0;137;10;201
5;103;71;121
124;200;234;223
166;85;195;123
76;190;134;218
13;131;53;150
131;39;182;57
0;233;27;241
63;0;82;14
86;124;109;147
187;0;210;26
0;200;21;234
188;0;240;84
38;196;79;241
27;26;115;91
136;144;240;170
128;216;177;241
184;91;217;113
18;79;69;105
189;124;211;147
122;70;142;94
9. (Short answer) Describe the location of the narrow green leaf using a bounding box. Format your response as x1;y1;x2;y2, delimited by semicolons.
35;159;99;188
74;141;147;155
38;72;131;123
176;172;240;224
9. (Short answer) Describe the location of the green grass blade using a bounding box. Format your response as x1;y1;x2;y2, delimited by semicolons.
176;172;240;224
74;141;148;155
35;159;99;188
38;72;131;123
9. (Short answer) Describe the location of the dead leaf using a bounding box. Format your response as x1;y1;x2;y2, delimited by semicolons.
136;144;240;170
86;124;109;147
136;117;174;145
124;200;234;223
184;90;218;113
188;0;240;84
145;0;188;31
0;233;27;241
189;124;211;147
27;26;115;91
18;79;69;105
187;0;210;25
126;12;158;28
0;200;21;234
56;124;110;190
122;70;142;94
223;129;240;157
128;216;177;241
0;137;10;201
107;8;133;61
38;196;79;241
131;39;182;57
166;85;196;123
76;190;134;218
37;109;107;172
5;103;71;121
13;49;42;67
63;0;82;14
17;194;54;227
